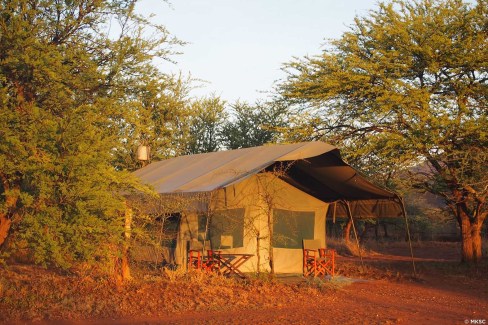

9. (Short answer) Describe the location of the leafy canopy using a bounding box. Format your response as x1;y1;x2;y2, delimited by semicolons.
0;0;182;268
279;0;487;219
221;101;288;149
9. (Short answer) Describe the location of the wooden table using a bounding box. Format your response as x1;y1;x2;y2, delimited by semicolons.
215;253;253;279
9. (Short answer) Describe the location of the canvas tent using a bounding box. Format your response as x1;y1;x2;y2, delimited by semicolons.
132;142;404;273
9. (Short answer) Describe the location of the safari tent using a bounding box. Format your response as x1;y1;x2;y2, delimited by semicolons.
132;142;404;273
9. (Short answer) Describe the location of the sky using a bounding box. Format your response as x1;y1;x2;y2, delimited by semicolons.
137;0;380;103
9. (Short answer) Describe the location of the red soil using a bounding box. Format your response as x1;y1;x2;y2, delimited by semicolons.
99;242;488;325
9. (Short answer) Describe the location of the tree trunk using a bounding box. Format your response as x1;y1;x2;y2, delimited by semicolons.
0;214;12;247
121;253;131;281
117;204;132;284
256;231;261;274
0;178;20;248
458;209;483;263
472;224;482;263
360;222;374;244
344;218;352;243
267;211;274;274
450;185;486;264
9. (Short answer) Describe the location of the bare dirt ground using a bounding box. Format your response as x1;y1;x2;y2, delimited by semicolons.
99;242;488;325
2;241;487;325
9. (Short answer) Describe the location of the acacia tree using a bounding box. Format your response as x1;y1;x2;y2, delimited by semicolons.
279;0;487;263
184;96;227;154
0;0;181;271
221;101;288;149
111;74;198;171
113;81;227;168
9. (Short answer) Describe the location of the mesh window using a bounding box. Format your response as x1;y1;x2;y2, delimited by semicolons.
197;214;208;241
273;209;315;249
198;208;245;249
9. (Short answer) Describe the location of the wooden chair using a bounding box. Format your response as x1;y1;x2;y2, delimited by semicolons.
203;249;222;272
303;239;336;277
318;247;335;277
187;240;222;273
188;239;203;270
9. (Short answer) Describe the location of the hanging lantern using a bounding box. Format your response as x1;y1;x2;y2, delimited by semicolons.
137;145;150;161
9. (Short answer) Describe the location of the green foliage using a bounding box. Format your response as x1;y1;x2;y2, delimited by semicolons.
278;0;487;224
221;101;288;149
0;0;180;269
111;74;202;170
184;96;227;154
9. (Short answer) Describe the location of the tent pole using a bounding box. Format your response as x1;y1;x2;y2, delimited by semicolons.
344;200;364;269
333;202;337;224
398;196;417;277
203;192;214;253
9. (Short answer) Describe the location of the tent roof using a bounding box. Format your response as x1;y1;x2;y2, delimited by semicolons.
134;142;336;193
133;142;402;217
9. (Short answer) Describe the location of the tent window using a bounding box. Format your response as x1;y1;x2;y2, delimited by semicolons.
197;215;208;241
273;209;314;249
198;208;245;249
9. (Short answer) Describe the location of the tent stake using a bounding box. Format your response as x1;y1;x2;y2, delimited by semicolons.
344;201;364;270
398;196;417;277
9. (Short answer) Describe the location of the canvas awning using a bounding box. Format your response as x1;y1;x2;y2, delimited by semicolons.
133;142;403;218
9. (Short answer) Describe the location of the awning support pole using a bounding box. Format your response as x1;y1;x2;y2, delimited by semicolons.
203;191;214;255
344;200;364;269
332;202;337;224
398;196;417;277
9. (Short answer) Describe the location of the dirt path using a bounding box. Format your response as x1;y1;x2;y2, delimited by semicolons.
102;243;488;325
112;278;486;324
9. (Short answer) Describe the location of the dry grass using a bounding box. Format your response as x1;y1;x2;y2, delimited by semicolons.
327;237;380;257
330;239;488;281
1;239;486;322
0;264;329;323
300;275;356;292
